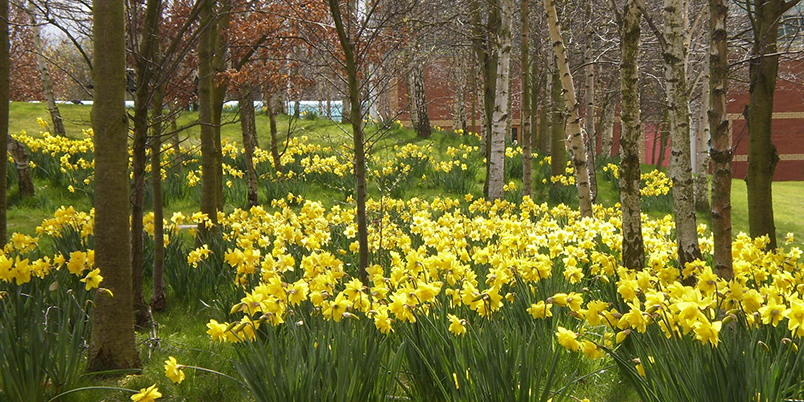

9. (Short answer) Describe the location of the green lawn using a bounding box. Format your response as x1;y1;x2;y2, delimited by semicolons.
731;180;803;241
8;101;804;244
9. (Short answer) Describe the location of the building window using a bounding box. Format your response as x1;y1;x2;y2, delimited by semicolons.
512;127;518;143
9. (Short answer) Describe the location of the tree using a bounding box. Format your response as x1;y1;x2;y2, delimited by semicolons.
744;0;801;249
328;0;370;282
545;0;593;217
487;0;513;201
550;62;565;179
614;0;646;270
663;0;702;267
198;0;219;233
470;0;500;197
583;0;598;203
87;0;140;371
129;0;164;329
521;0;532;199
0;0;9;246
25;0;66;136
709;0;732;278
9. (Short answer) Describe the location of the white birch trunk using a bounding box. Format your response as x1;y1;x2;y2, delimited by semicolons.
544;0;593;216
488;0;513;201
664;0;702;266
694;62;711;211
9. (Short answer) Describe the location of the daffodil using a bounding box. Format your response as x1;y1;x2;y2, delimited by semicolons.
131;384;162;402
164;356;185;384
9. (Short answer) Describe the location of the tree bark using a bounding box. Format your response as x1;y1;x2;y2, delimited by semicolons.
709;0;732;278
199;0;219;232
7;135;34;197
328;0;369;283
539;72;550;155
545;0;594;216
27;0;66;136
664;0;702;267
694;62;711;212
618;0;646;270
488;0;513;201
88;0;140;371
239;85;259;207
150;82;166;311
550;63;566;177
600;100;615;157
411;64;430;137
745;0;795;249
210;0;230;212
521;0;532;199
471;0;500;197
130;0;162;330
268;92;282;173
452;55;467;133
584;0;598;203
0;0;8;245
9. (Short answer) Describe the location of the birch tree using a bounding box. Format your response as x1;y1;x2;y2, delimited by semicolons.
694;61;710;212
544;0;593;217
663;0;702;267
709;0;732;278
614;0;646;270
487;0;513;201
521;0;532;199
584;0;598;203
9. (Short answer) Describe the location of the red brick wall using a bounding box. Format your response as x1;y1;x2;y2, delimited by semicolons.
395;59;804;181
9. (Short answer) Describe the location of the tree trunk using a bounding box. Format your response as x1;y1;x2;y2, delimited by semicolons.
529;51;541;163
406;69;419;130
545;0;594;216
328;0;369;284
471;0;500;197
88;0;140;371
521;0;532;199
211;1;230;212
709;0;732;278
268;93;282;173
7;136;34;197
584;0;598;203
470;63;477;134
199;0;219;232
600;101;615;157
27;0;66;136
618;0;646;270
412;64;430;137
240;85;259;207
130;0;162;330
452;56;467;133
488;0;512;201
170;115;182;176
694;62;711;212
0;0;7;245
746;0;792;249
539;72;550;155
550;64;565;177
150;83;166;311
664;0;702;267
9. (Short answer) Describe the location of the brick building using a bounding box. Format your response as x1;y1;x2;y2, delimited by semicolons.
392;59;804;181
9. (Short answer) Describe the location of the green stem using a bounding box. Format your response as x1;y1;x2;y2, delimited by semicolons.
182;365;246;386
48;386;137;402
